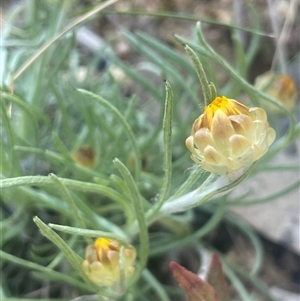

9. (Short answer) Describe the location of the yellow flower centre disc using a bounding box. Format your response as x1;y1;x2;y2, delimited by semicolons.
207;96;242;116
94;237;112;249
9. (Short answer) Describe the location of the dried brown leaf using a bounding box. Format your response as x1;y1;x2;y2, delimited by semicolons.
206;253;230;301
170;261;220;301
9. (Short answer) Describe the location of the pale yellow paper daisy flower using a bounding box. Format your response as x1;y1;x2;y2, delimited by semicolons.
186;96;276;174
82;237;136;287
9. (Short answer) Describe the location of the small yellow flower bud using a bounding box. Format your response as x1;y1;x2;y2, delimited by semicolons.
82;237;136;287
186;96;276;174
254;72;298;113
72;146;96;168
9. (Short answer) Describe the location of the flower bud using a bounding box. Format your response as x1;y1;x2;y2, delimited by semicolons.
82;237;136;287
254;71;297;113
72;146;96;168
186;96;276;174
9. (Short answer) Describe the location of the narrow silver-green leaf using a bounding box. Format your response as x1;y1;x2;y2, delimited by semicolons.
184;44;212;106
52;132;73;162
146;81;173;219
113;158;149;285
33;216;83;274
49;173;88;239
208;82;218;100
48;223;129;245
0;175;129;211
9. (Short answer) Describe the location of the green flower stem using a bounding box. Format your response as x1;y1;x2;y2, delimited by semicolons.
156;173;220;218
146;81;173;220
127;165;255;239
157;165;255;217
184;45;211;106
78;88;141;180
113;158;149;285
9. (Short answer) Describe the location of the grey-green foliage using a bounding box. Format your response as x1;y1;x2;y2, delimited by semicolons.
1;1;299;301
